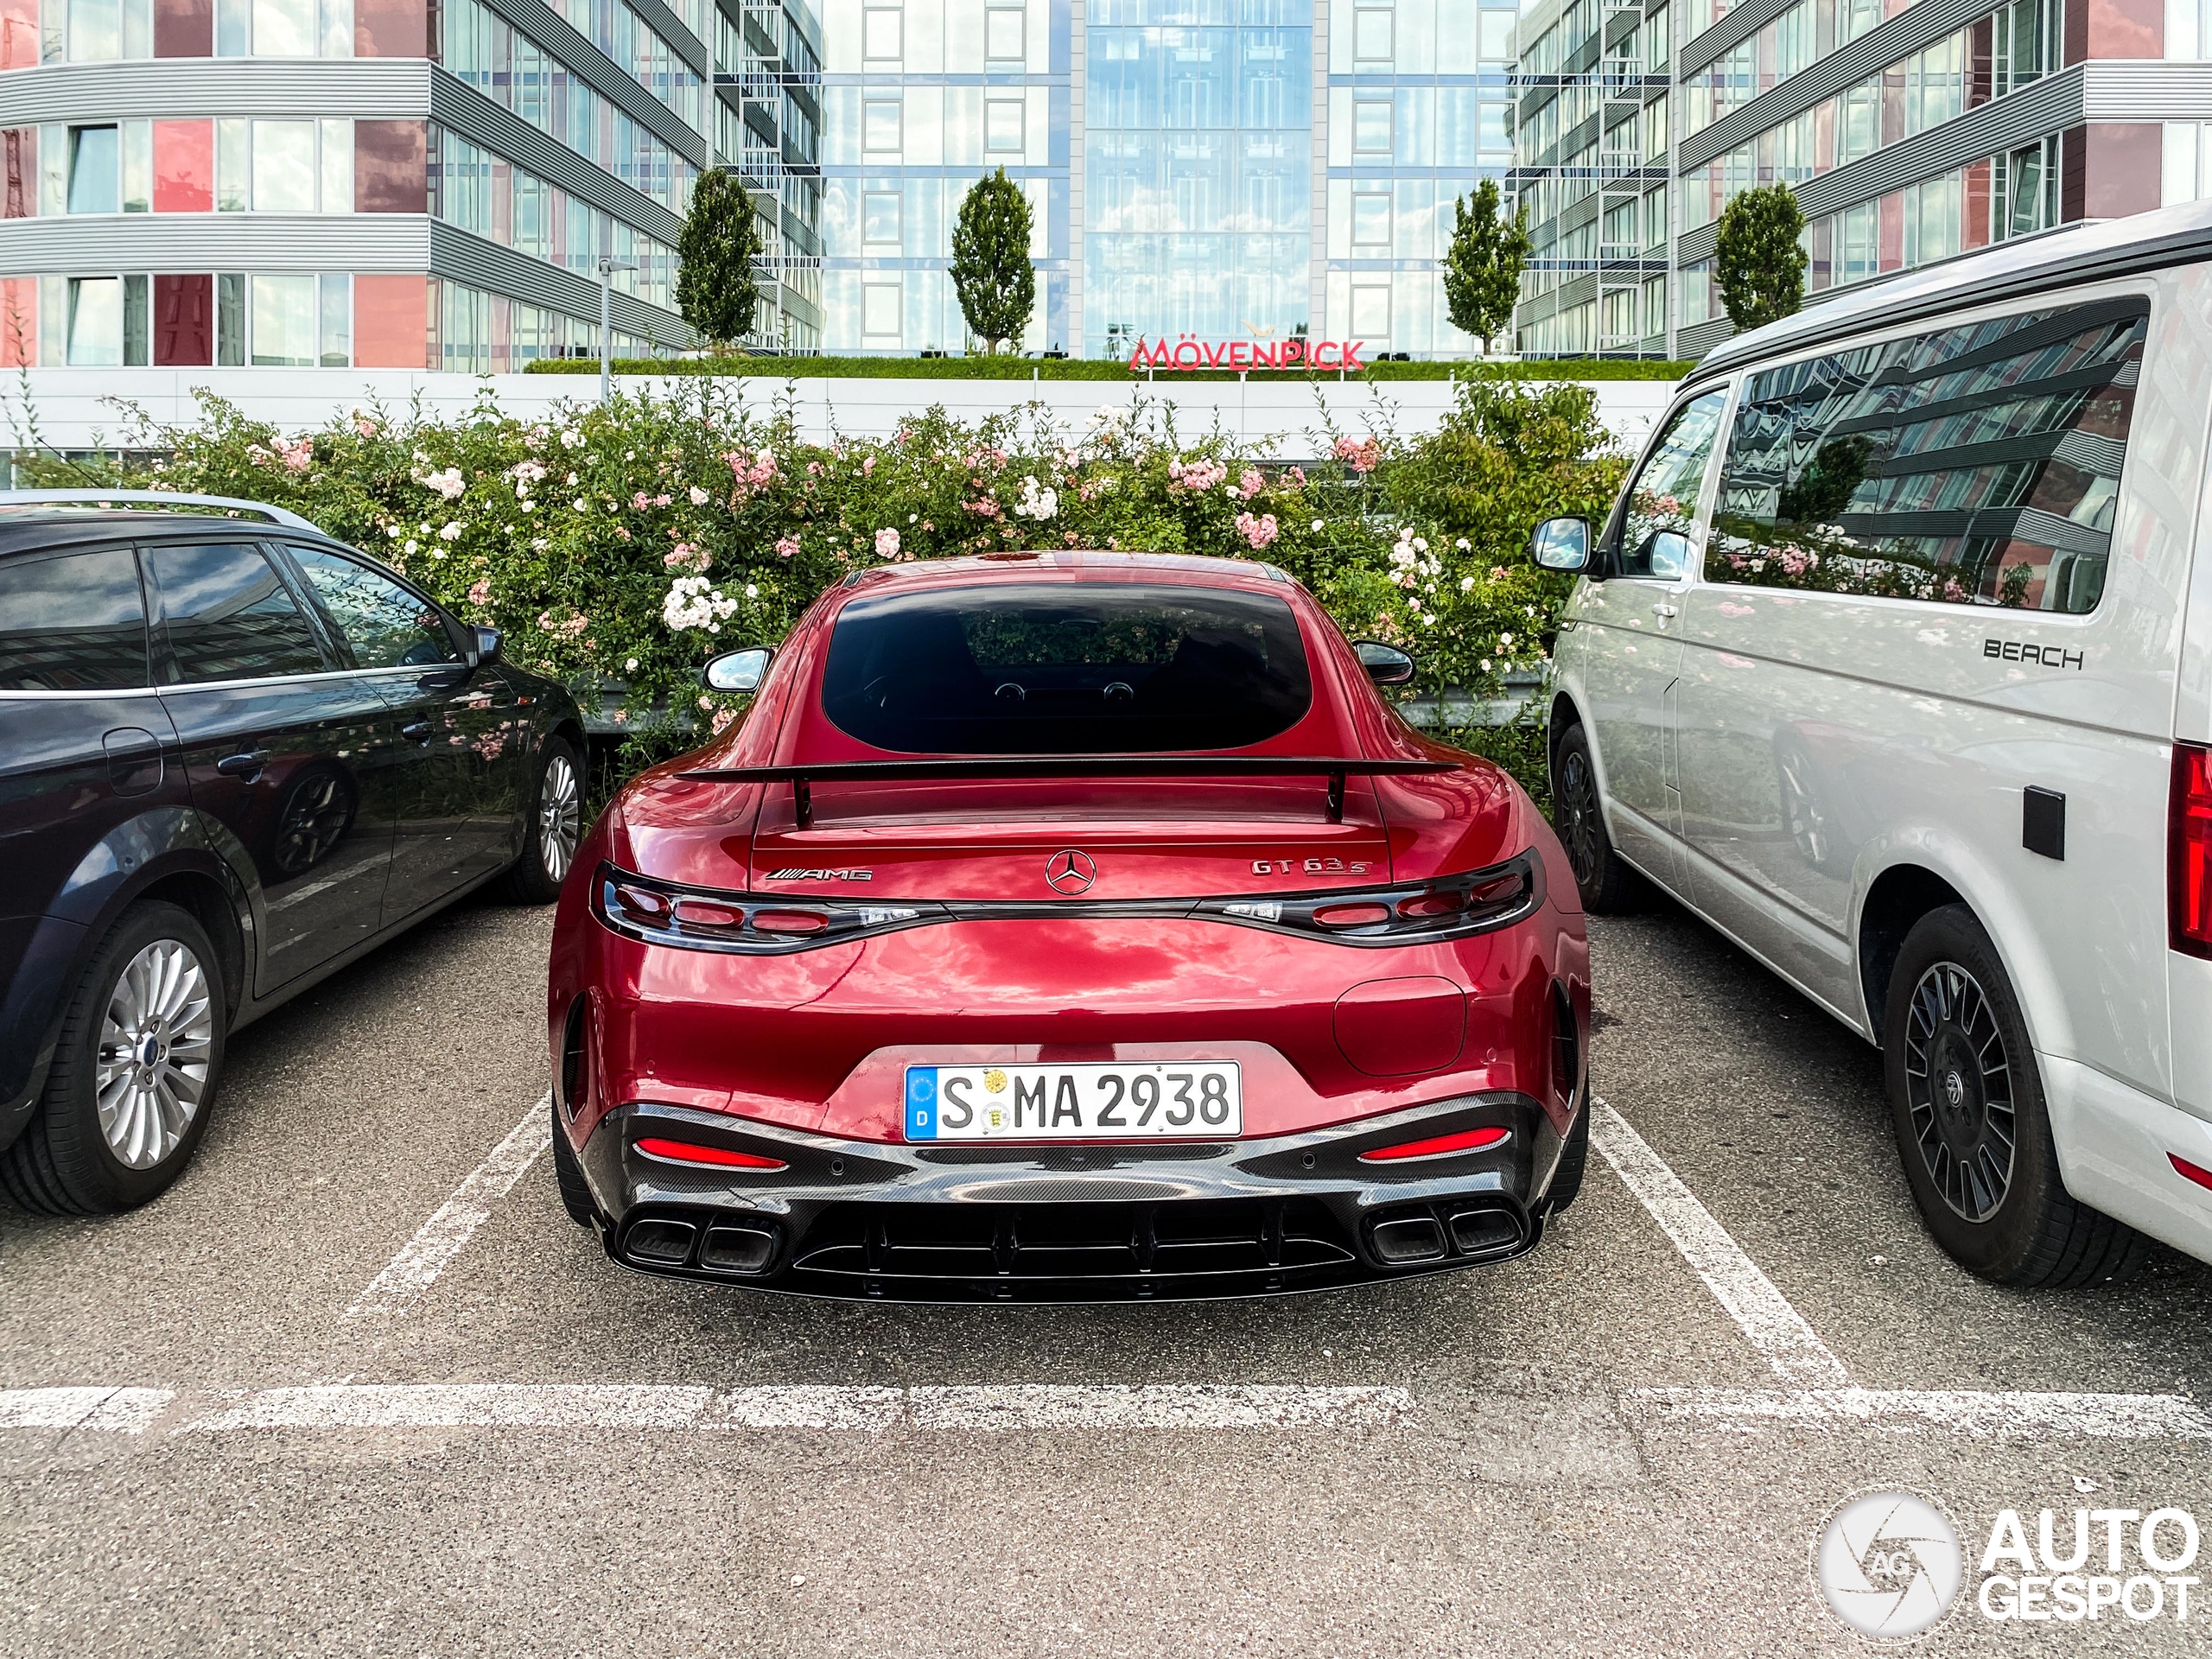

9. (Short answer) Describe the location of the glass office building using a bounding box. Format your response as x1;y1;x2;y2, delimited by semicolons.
1511;0;2212;359
819;0;1521;357
0;0;824;369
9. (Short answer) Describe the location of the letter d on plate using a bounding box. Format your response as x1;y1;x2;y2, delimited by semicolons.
906;1067;938;1138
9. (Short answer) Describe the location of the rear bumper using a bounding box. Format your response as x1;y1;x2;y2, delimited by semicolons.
574;1090;1573;1302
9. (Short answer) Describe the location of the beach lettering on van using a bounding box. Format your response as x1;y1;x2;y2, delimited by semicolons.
1984;639;2083;671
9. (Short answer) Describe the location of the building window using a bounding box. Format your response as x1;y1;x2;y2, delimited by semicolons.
862;188;900;245
1353;100;1392;155
65;124;118;213
861;279;899;340
213;0;351;56
250;273;315;364
863;99;902;154
1351;188;1389;245
862;6;899;62
1478;11;1513;58
67;274;121;363
985;98;1024;154
985;4;1023;60
1354;4;1392;63
1350;282;1389;338
209;118;353;212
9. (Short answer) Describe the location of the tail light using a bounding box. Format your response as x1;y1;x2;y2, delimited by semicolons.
635;1136;787;1171
1198;851;1544;946
594;865;941;955
2174;743;2212;959
2171;1153;2212;1194
1357;1125;1512;1163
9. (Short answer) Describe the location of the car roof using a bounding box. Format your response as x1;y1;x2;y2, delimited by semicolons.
1690;196;2212;386
0;507;348;560
838;549;1297;594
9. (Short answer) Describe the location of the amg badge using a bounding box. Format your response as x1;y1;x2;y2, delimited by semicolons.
766;868;874;880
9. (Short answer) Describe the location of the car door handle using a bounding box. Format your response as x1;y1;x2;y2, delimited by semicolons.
214;749;269;780
1651;602;1679;618
402;721;435;743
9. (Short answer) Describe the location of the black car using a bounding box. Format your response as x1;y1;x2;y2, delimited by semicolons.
0;491;588;1213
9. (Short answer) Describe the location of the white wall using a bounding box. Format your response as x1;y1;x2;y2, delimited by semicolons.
2;368;1676;457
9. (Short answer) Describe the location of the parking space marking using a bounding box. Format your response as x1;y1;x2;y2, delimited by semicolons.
0;1383;1414;1434
1592;1097;1853;1389
1633;1386;2212;1441
340;1094;554;1322
0;1388;172;1434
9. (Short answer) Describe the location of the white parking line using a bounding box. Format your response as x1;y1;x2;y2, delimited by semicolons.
0;1382;1414;1434
340;1095;554;1322
1633;1386;2212;1441
1591;1096;1854;1389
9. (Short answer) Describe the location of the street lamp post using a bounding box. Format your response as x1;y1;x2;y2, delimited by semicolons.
597;255;637;406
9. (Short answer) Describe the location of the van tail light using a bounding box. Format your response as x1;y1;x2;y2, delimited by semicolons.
2172;743;2212;959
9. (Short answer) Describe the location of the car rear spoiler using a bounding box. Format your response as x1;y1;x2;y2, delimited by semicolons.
672;756;1462;826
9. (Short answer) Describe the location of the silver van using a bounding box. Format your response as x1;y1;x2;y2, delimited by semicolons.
1532;202;2212;1287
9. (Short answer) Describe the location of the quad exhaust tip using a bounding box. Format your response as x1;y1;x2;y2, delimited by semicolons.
618;1211;781;1276
1365;1198;1529;1267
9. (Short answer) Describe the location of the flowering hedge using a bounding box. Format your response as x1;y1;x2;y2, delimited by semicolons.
97;377;1626;793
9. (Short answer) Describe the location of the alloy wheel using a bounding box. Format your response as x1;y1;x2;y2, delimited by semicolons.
93;939;216;1169
1902;961;2017;1222
1557;747;1603;889
540;752;582;883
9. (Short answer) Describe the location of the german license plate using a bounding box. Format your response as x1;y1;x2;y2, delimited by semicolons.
903;1063;1242;1141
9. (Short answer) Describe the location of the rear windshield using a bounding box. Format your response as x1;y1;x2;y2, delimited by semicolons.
819;582;1313;753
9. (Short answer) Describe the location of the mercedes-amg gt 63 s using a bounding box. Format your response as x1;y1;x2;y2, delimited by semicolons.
548;551;1591;1300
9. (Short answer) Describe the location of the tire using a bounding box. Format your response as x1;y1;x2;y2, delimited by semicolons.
501;735;584;905
549;1096;598;1230
1881;906;2148;1287
0;901;227;1215
1549;721;1643;913
1545;1093;1591;1215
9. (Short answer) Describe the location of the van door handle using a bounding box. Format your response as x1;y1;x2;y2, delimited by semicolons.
402;721;435;743
1651;602;1679;618
214;749;269;780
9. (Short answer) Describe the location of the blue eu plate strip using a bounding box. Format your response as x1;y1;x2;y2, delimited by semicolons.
905;1067;938;1140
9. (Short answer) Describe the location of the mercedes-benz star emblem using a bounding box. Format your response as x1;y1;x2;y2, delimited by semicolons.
1045;849;1097;895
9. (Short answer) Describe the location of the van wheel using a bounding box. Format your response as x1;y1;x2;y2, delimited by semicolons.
1550;722;1643;913
1882;906;2147;1287
0;902;226;1215
501;736;583;905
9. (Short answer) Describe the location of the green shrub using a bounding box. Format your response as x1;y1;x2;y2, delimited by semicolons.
96;376;1625;798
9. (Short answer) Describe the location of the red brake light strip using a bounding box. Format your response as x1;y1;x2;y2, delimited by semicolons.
1358;1125;1511;1163
634;1136;787;1171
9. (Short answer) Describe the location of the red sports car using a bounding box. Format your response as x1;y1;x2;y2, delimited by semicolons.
546;551;1591;1300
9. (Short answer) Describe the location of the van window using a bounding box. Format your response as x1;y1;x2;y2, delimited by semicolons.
1709;296;2148;613
1614;390;1727;578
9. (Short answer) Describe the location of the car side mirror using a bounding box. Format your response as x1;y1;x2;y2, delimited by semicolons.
1529;516;1591;572
1352;640;1415;686
703;645;772;693
467;625;501;667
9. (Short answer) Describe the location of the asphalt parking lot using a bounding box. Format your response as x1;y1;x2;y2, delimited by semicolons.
3;891;2209;1657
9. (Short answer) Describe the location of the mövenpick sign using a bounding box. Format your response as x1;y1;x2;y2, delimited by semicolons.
1127;336;1367;372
